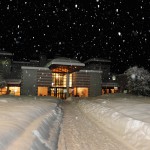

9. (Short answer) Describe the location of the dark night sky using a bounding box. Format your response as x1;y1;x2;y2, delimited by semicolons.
0;0;150;74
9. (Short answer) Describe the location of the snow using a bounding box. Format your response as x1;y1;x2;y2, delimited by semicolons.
48;57;84;66
0;96;62;150
0;94;150;150
21;66;49;70
78;94;150;150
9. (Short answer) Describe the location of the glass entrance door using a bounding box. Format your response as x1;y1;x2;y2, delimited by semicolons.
49;87;66;99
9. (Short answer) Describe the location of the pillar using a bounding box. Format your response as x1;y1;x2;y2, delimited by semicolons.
66;73;70;98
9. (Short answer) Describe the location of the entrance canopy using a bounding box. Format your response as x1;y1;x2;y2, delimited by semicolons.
45;57;85;73
6;79;21;86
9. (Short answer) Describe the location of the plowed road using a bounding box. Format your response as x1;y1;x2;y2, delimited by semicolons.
58;102;134;150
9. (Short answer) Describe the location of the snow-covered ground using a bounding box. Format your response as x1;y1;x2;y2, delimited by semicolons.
0;94;150;150
77;94;150;150
0;96;62;150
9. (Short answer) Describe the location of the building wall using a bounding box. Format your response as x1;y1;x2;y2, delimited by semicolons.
101;63;111;82
37;70;52;86
72;72;90;87
73;70;102;97
21;69;38;96
89;71;102;97
84;60;110;82
21;67;51;96
116;74;128;92
39;55;47;67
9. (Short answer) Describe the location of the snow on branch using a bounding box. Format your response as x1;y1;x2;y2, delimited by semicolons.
125;66;150;96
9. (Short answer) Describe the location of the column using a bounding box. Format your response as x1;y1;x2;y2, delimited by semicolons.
66;73;70;98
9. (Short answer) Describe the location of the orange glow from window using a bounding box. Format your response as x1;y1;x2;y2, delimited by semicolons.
0;87;7;95
9;87;20;96
38;87;48;96
74;87;88;97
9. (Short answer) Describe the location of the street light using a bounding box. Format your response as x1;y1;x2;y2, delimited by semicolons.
112;75;116;81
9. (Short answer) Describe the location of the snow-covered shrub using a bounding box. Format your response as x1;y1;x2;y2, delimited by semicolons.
125;66;150;96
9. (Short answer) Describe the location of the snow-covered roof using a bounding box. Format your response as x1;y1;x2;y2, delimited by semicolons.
84;58;111;63
45;57;85;73
79;70;102;73
21;66;49;70
30;60;39;63
6;79;21;85
102;82;119;87
0;51;13;56
13;61;30;64
45;57;85;67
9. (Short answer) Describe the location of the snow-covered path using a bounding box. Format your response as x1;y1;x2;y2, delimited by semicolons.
58;102;133;150
0;94;150;150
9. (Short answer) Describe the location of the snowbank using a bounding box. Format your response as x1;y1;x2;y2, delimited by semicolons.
31;107;62;150
0;96;62;150
78;94;150;150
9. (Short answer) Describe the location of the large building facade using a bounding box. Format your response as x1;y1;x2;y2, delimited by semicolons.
0;51;119;98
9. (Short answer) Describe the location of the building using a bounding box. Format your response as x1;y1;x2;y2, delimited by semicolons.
84;58;119;94
0;51;119;98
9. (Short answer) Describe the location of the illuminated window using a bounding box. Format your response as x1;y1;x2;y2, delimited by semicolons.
38;87;48;96
9;87;20;96
52;73;72;87
74;87;88;97
0;87;7;95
